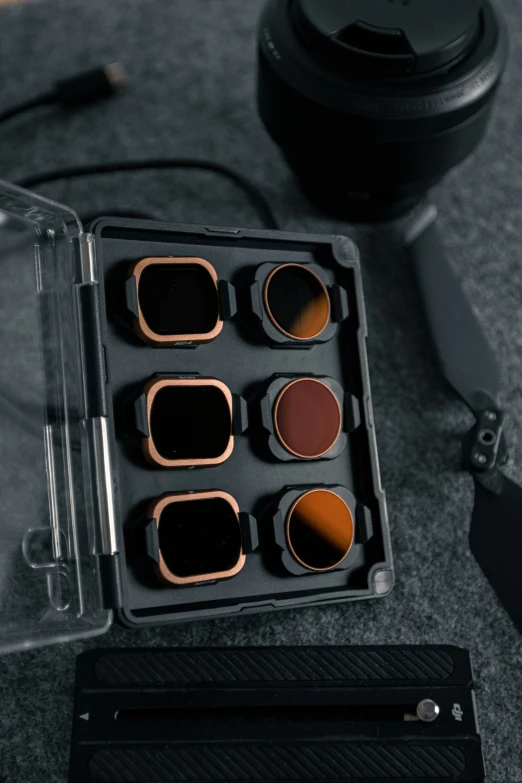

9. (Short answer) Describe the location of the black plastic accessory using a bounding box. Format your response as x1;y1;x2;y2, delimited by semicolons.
257;0;509;220
406;204;522;636
69;645;485;782
16;159;280;230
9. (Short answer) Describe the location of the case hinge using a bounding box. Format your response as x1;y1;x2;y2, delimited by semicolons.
84;417;118;556
76;233;121;608
76;233;107;419
78;232;97;284
83;416;121;608
96;552;123;610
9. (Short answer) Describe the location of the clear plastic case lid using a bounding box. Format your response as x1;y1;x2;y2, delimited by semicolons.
0;181;112;653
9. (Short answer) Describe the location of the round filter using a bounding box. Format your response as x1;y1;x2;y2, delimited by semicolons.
286;489;354;571
274;378;341;458
264;264;330;340
138;261;220;337
158;496;242;580
150;383;232;462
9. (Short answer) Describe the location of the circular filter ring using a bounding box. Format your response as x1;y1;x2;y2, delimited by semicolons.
286;488;355;572
264;263;331;341
273;378;342;459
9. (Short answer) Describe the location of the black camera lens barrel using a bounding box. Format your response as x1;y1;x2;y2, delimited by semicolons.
257;0;509;220
294;0;485;76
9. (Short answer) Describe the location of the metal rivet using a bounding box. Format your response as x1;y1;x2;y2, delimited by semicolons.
416;699;440;723
473;452;487;465
484;411;497;422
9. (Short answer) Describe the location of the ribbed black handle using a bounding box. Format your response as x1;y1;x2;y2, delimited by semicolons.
94;646;455;684
89;744;467;782
71;647;482;783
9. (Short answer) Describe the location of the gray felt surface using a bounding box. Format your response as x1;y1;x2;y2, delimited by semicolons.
0;0;521;781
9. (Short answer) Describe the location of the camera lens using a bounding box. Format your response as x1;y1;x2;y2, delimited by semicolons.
143;378;233;467
286;489;354;571
153;492;245;584
274;378;341;458
130;257;222;345
264;263;330;340
257;0;508;220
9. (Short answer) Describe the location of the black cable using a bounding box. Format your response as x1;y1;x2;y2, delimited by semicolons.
0;64;126;126
0;94;54;124
17;159;281;231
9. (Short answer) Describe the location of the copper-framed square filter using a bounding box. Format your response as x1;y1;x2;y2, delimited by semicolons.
129;257;223;346
141;377;234;467
150;491;246;586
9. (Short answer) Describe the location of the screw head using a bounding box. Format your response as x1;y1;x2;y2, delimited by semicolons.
484;411;498;422
416;699;440;723
473;452;487;465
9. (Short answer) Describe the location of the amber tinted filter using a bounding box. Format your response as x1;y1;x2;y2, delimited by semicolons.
286;489;354;571
157;495;243;581
264;264;330;340
148;382;232;462
274;378;341;458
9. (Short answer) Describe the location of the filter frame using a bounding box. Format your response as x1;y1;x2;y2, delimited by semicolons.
273;377;342;459
247;261;346;349
149;491;246;586
141;376;234;468
258;374;351;463
285;488;355;573
263;262;332;341
130;256;223;347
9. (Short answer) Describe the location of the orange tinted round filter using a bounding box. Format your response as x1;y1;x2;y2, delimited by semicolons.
274;378;341;458
264;263;330;340
286;489;354;571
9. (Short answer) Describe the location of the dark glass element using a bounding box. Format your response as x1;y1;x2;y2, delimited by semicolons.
287;490;354;571
150;384;231;461
158;497;242;578
265;265;329;339
139;263;219;336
